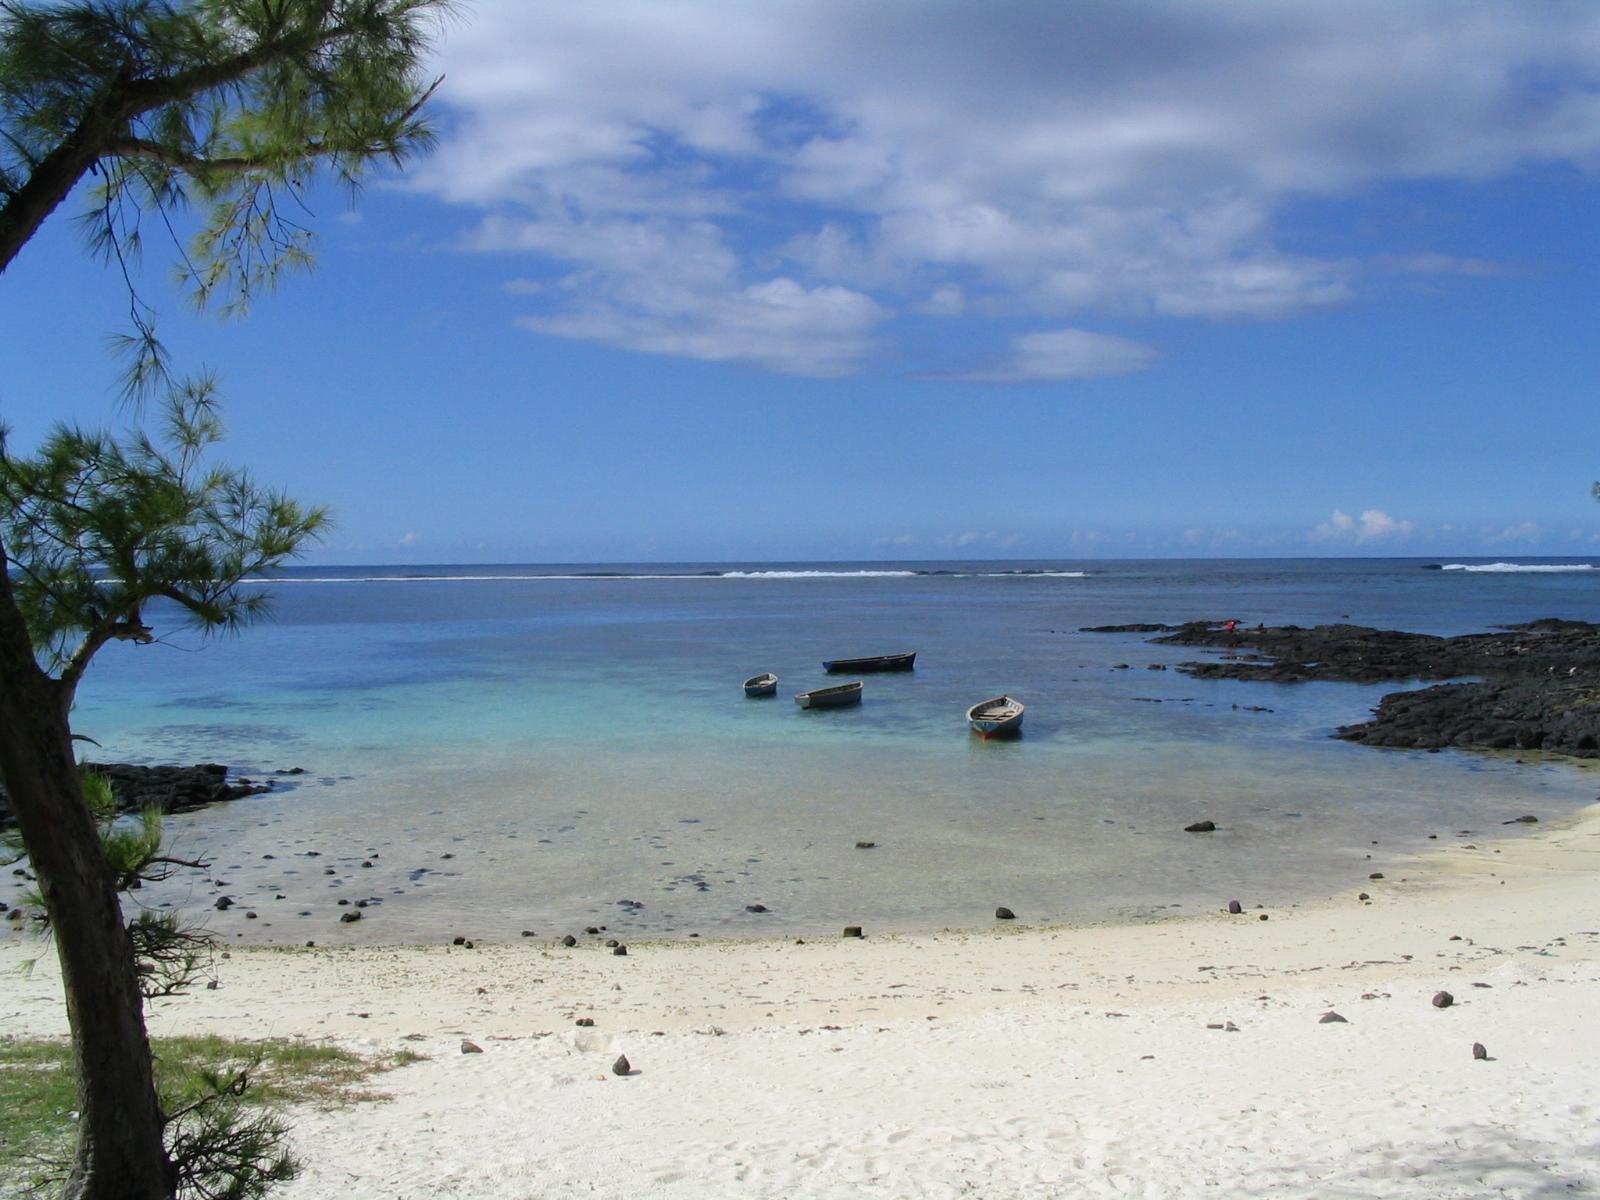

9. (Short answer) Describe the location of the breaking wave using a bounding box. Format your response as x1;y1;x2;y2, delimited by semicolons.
253;567;1091;584
1437;562;1596;574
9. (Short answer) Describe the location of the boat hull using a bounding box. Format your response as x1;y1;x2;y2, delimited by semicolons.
823;652;916;674
743;673;778;698
966;695;1024;738
795;681;864;708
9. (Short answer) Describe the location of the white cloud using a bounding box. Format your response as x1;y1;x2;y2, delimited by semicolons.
398;531;419;546
518;275;885;377
873;530;1023;549
1312;508;1416;543
929;530;1024;550
952;328;1160;383
423;1;1600;375
915;285;966;317
1377;253;1516;278
1182;526;1253;549
1489;521;1543;543
472;212;886;374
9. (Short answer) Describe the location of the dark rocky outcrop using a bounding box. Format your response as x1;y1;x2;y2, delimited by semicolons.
1079;622;1193;634
1087;618;1600;759
1337;678;1600;756
0;762;271;829
1149;619;1600;687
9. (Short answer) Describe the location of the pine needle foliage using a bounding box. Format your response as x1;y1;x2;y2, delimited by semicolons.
0;386;329;683
0;0;454;392
0;6;450;1195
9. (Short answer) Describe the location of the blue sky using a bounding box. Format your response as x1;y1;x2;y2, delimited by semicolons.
3;0;1599;564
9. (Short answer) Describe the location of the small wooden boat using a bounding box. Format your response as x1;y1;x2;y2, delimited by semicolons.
823;651;916;674
966;695;1024;738
795;681;864;709
743;672;778;698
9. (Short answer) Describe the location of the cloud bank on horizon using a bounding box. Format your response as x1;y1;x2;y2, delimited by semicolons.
419;0;1600;381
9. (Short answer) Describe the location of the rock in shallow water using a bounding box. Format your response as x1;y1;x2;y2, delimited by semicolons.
1089;619;1600;758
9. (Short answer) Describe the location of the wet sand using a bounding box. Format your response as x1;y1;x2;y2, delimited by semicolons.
4;799;1598;1197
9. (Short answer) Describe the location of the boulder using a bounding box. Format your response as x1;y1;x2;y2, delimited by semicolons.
1;762;272;829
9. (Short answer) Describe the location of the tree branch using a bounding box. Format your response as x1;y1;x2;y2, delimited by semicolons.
1;9;429;276
104;136;263;176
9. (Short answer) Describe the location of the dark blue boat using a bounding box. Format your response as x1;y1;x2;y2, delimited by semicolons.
795;681;864;709
823;651;916;673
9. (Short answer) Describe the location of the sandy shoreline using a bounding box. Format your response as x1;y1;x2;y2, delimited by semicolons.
5;802;1599;1197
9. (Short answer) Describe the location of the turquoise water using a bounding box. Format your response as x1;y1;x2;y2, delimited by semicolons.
49;557;1600;943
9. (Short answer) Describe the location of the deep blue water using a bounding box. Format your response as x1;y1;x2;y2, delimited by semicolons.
50;557;1600;943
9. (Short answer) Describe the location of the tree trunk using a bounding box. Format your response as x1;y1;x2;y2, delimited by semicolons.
0;595;174;1199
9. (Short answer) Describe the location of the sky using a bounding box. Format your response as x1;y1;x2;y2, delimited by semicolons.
3;0;1600;564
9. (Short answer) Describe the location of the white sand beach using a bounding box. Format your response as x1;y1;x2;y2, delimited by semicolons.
5;803;1599;1199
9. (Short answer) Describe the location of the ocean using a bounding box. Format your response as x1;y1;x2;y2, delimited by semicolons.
58;557;1600;944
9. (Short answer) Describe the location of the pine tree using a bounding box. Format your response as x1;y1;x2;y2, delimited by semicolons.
0;5;450;1196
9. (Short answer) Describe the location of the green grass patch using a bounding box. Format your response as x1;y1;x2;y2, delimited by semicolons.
0;1034;423;1195
0;1039;76;1195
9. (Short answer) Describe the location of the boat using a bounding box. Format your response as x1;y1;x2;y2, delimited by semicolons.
966;695;1024;738
743;672;778;698
822;651;916;674
795;681;864;709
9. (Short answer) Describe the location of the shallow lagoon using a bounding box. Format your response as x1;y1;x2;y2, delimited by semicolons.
49;557;1600;943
